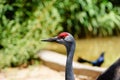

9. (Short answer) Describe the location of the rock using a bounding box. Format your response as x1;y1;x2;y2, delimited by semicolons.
38;50;106;79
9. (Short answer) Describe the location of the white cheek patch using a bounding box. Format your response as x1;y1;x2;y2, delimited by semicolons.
65;36;71;42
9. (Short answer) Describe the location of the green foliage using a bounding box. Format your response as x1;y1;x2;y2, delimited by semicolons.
55;0;120;37
0;0;120;68
0;0;62;68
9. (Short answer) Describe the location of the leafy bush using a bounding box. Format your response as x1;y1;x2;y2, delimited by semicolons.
0;0;62;68
54;0;120;37
0;0;120;68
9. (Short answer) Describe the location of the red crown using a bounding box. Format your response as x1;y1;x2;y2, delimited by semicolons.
58;32;69;38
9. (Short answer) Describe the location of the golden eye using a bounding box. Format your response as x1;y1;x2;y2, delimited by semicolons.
58;36;65;39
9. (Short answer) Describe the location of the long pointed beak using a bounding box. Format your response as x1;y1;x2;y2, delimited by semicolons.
41;37;58;42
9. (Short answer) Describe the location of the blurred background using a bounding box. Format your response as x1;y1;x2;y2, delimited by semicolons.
0;0;120;70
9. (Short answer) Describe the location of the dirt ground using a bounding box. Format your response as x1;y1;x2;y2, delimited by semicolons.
0;65;92;80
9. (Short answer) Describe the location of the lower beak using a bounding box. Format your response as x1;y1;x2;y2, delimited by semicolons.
41;37;57;42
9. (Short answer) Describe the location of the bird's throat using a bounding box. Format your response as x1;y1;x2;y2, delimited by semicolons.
65;43;75;80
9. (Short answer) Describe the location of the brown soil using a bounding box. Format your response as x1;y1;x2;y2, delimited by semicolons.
0;65;93;80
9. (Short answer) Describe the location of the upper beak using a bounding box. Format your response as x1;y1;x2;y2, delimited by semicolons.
41;37;58;42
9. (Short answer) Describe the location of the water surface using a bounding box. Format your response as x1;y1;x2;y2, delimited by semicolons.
44;37;120;67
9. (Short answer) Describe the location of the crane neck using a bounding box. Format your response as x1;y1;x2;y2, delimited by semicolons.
65;41;76;80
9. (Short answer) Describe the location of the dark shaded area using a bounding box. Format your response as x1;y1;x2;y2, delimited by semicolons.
110;0;120;6
97;58;120;80
0;45;4;49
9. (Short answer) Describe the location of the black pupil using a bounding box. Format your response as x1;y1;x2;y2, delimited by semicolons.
59;36;65;39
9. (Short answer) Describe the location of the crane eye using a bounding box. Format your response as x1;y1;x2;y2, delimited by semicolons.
58;36;66;39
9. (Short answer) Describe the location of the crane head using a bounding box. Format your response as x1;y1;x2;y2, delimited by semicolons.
41;32;75;45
